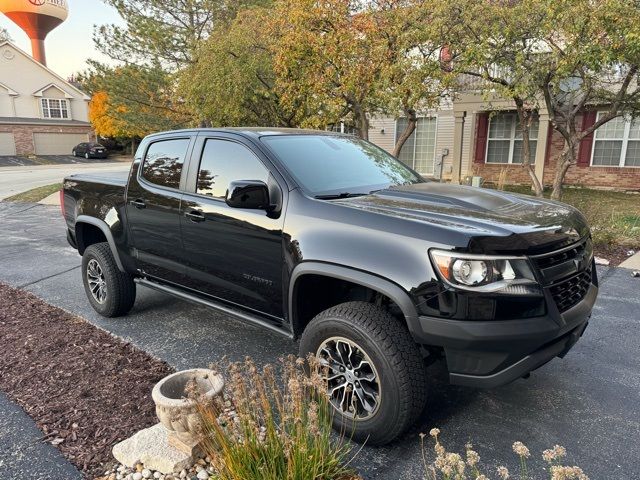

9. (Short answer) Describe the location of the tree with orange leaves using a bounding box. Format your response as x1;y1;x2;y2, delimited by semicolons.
270;0;445;150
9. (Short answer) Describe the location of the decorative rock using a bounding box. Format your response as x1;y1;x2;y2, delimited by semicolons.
113;424;194;474
142;469;152;479
154;473;162;479
179;470;187;478
196;470;209;480
133;473;143;480
594;256;610;266
632;270;640;277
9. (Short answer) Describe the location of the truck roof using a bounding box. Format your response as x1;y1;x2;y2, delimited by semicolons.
144;127;350;140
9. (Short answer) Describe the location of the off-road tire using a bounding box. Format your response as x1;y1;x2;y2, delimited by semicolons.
82;242;136;317
299;301;427;445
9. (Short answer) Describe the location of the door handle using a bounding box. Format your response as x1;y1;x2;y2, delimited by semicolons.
130;199;146;209
185;210;205;222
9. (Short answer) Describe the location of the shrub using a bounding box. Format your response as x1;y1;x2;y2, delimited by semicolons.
421;429;589;480
193;356;359;480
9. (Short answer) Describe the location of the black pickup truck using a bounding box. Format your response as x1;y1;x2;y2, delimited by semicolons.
62;128;597;444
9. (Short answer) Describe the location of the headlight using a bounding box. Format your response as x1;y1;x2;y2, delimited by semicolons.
430;249;540;294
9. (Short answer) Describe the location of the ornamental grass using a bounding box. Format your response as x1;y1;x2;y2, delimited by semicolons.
421;428;588;480
192;355;359;480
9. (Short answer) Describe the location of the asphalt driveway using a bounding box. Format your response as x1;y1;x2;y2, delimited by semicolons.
0;202;639;479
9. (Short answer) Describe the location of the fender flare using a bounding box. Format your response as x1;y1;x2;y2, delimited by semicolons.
288;262;419;336
75;215;125;272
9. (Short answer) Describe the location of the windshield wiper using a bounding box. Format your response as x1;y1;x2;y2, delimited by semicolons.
314;192;369;200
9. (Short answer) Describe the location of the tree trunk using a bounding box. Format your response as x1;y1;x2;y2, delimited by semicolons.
514;100;543;197
130;138;137;156
392;108;417;158
353;103;369;141
550;140;578;200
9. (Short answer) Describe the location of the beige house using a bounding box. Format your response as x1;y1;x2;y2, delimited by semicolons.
0;41;93;156
368;98;457;180
370;91;640;190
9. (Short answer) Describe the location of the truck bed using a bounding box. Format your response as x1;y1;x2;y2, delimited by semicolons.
63;171;130;225
66;170;129;187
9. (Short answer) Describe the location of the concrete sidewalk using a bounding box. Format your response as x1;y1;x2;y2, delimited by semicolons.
619;251;640;270
0;162;130;200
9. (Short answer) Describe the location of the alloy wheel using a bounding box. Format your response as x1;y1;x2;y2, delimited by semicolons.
316;336;381;420
86;258;107;304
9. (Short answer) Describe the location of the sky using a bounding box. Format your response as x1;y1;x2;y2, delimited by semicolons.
0;0;123;78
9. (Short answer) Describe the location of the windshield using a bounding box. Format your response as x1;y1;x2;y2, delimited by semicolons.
261;135;424;197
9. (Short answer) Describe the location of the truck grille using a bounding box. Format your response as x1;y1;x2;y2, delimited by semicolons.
532;237;592;271
549;267;592;312
530;237;594;313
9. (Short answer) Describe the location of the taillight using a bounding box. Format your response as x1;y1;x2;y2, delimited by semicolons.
59;189;65;217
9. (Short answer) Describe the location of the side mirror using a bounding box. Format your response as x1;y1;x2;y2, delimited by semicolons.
225;180;269;210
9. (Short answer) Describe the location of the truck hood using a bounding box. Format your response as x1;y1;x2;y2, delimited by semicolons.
333;182;589;254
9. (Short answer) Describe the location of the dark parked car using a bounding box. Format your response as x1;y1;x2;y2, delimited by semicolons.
61;128;597;445
72;142;108;159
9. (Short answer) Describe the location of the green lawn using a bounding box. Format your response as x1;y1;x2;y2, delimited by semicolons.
4;183;62;203
502;185;640;248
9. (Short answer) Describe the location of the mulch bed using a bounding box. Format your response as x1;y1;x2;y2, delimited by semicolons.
594;244;637;267
0;283;174;478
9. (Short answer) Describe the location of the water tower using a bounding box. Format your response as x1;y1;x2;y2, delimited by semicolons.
0;0;69;66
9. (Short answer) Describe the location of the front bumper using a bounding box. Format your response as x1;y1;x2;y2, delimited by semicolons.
415;282;597;388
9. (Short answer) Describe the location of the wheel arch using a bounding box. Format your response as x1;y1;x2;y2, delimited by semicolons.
288;262;419;338
75;215;125;272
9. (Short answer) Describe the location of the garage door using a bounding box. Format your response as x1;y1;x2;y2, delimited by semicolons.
33;133;89;155
0;132;16;155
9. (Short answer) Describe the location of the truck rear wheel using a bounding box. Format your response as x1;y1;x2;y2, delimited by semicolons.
299;301;427;445
82;242;136;317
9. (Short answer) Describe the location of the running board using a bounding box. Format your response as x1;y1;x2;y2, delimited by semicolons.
135;278;294;339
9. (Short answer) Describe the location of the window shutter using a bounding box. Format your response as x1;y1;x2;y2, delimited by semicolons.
474;112;489;164
577;111;597;166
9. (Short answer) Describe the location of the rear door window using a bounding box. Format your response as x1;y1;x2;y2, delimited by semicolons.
141;138;190;189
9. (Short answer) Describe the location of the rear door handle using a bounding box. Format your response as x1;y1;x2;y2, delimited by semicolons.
185;210;205;222
130;199;146;209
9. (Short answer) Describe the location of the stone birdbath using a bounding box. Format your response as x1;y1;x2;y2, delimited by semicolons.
153;368;224;452
113;368;224;474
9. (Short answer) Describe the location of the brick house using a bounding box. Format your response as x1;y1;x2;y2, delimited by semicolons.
368;93;640;191
0;41;94;156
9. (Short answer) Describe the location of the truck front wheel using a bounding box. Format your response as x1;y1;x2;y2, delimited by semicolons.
81;242;136;317
299;301;427;445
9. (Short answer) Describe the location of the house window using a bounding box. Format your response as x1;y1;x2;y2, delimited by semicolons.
395;116;437;175
326;122;357;135
486;112;538;164
41;98;69;119
592;113;640;167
